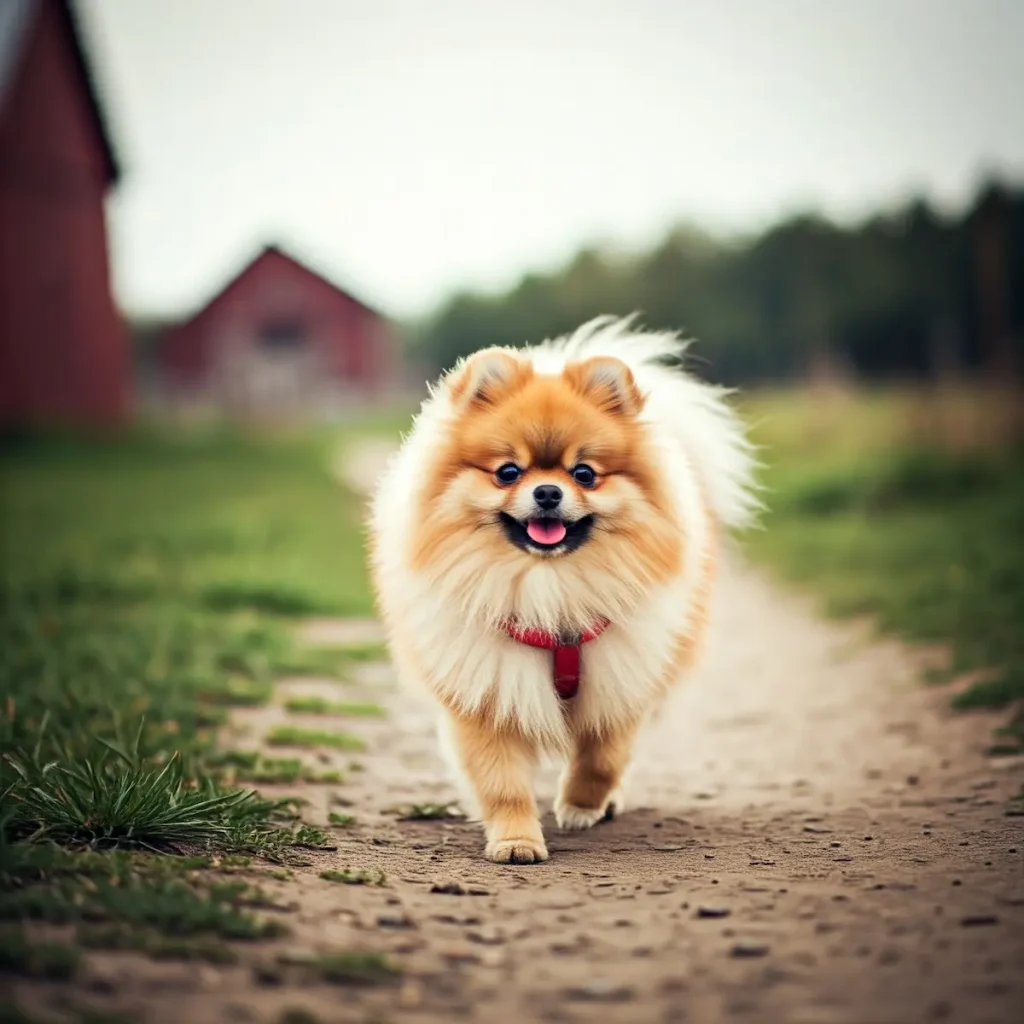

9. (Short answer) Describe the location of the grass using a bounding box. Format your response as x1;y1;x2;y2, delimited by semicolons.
210;751;346;786
80;927;239;964
273;646;364;679
278;1012;322;1024
257;948;400;991
0;431;371;847
284;697;385;717
0;843;285;938
0;841;288;977
741;385;1024;751
311;950;399;985
327;640;389;663
0;926;80;979
319;868;384;885
0;428;381;967
397;802;464;821
266;726;367;752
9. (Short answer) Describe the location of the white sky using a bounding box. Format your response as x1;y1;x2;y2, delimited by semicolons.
78;0;1024;320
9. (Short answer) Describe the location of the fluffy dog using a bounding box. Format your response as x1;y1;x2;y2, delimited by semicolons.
369;316;758;863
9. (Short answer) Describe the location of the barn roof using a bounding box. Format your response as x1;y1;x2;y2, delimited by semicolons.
0;0;120;184
172;244;388;333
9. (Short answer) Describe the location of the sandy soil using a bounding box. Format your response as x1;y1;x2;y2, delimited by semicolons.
15;445;1023;1024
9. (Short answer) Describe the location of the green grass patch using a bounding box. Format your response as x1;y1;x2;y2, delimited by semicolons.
260;948;400;990
241;760;307;785
0;429;382;962
0;926;80;979
266;726;367;752
278;1011;322;1024
0;841;288;972
3;727;260;849
209;752;345;787
273;646;359;680
331;641;389;663
397;802;463;821
201;583;325;617
319;868;384;885
743;394;1024;751
284;697;385;717
1;431;373;852
950;669;1024;712
311;950;399;985
327;812;355;827
79;925;238;964
76;1011;135;1024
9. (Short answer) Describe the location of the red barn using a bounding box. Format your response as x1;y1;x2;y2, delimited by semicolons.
159;245;393;420
0;0;129;428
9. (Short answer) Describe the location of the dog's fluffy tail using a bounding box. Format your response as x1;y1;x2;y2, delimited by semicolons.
530;314;762;530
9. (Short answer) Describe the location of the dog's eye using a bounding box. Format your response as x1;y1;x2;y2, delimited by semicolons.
571;464;597;487
495;463;521;485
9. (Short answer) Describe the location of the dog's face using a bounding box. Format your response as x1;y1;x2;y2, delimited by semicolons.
409;349;683;621
446;350;653;559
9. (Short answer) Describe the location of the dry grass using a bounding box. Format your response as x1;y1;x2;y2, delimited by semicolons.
739;380;1024;461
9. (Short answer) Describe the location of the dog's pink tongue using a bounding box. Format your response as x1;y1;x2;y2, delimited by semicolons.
527;519;567;545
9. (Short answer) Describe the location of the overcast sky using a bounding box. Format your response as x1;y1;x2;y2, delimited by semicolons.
79;0;1024;320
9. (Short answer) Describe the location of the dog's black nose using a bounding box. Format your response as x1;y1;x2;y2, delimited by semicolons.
533;484;563;510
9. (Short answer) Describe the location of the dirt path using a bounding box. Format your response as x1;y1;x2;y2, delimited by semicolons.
23;442;1023;1024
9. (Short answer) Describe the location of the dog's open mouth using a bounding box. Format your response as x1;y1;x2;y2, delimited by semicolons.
500;513;594;554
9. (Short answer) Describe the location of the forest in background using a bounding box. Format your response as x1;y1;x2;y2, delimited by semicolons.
413;179;1024;387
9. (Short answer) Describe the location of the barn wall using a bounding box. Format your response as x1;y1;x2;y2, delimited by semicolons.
0;1;128;427
161;249;392;416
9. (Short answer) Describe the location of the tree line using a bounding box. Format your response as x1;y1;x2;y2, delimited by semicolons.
412;180;1023;386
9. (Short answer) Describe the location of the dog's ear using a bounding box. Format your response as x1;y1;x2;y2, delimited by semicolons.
564;356;645;416
447;348;532;410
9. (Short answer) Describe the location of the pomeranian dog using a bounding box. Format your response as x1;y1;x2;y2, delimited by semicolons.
369;316;757;864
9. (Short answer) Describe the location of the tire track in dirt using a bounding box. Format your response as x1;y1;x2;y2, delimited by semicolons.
23;439;1021;1024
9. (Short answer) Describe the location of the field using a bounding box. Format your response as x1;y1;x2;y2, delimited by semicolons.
1;385;1022;1018
1;429;390;992
739;384;1024;752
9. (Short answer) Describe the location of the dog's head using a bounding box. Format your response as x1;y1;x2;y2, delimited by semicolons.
406;348;684;629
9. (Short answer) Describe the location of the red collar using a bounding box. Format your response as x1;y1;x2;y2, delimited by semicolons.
503;619;610;699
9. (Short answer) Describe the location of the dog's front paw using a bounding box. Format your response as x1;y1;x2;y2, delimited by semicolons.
555;787;624;830
486;837;549;864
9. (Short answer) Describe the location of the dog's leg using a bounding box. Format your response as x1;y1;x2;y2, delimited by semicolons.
445;710;547;864
555;723;638;830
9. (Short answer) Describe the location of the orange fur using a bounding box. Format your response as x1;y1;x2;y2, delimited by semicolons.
446;709;548;863
558;720;641;813
410;366;681;584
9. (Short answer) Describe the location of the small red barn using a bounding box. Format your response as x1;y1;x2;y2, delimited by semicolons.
159;245;393;420
0;0;129;428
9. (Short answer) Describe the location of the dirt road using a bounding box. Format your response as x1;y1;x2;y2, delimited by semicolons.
19;445;1023;1024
